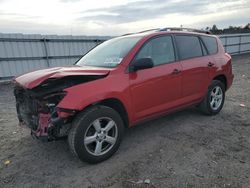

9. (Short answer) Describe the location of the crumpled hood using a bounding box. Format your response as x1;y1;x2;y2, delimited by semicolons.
14;65;111;89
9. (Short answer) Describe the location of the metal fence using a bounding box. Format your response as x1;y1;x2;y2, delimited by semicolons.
0;32;250;79
0;33;109;78
219;33;250;55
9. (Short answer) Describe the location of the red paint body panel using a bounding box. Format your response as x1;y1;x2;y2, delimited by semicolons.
14;31;234;128
34;113;50;137
129;61;182;120
15;66;111;89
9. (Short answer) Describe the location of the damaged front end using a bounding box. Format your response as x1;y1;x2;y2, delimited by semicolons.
14;74;105;141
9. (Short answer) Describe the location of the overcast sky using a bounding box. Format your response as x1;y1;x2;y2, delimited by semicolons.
0;0;249;36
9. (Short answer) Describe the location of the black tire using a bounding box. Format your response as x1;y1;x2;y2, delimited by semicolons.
68;105;124;163
198;80;225;115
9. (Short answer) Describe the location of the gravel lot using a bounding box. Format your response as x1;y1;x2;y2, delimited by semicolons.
0;54;250;188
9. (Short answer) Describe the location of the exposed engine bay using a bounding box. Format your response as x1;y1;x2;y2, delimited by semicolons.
14;75;106;141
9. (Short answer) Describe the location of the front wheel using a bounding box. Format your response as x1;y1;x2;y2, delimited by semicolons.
68;105;124;163
198;80;225;115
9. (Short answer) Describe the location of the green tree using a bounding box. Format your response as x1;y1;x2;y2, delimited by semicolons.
211;24;218;31
244;23;250;29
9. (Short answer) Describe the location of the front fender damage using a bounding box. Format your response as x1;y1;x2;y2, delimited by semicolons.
14;74;106;141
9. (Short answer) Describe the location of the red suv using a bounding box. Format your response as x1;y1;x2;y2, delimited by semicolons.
14;28;234;163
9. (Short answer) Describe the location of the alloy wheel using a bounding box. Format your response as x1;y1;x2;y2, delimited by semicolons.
84;117;118;156
210;86;223;111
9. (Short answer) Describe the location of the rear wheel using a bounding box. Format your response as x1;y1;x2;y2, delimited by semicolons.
198;80;225;115
68;105;124;163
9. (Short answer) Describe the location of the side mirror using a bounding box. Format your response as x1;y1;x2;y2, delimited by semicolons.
130;58;154;72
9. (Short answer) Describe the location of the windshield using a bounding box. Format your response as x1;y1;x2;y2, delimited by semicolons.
76;36;142;68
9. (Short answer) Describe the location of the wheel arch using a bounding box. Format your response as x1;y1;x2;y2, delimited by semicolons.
213;74;227;90
91;98;130;128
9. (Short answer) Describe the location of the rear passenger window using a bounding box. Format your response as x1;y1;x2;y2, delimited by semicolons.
175;35;203;60
135;36;175;66
201;36;218;54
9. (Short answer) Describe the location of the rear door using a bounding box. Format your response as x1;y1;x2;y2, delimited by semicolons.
174;35;210;103
200;35;220;79
129;35;182;120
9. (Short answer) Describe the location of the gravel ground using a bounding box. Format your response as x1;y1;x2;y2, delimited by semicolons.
0;54;250;188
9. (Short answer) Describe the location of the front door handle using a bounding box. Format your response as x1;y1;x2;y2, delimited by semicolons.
208;62;214;67
172;69;181;74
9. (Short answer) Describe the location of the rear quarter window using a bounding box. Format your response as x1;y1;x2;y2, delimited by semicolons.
175;35;203;60
200;36;218;54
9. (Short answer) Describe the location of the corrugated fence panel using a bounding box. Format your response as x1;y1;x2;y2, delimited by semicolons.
219;33;250;54
1;32;250;78
0;33;109;78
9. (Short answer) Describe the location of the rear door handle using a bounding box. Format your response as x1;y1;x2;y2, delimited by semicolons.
208;62;214;67
172;69;181;74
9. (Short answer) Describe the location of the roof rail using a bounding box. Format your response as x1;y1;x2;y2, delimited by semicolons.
121;27;211;36
122;28;160;36
138;28;161;33
121;33;135;36
159;27;211;34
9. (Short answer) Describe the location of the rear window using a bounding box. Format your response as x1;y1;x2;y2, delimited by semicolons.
175;35;203;60
201;36;218;54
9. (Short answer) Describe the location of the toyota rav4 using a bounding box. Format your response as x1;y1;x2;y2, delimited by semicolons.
14;28;234;163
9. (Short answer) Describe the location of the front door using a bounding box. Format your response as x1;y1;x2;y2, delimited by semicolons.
129;35;182;120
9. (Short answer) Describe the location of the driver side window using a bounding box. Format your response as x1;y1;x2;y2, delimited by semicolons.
135;36;175;66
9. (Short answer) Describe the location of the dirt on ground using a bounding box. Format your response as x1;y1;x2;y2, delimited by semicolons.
0;54;250;188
